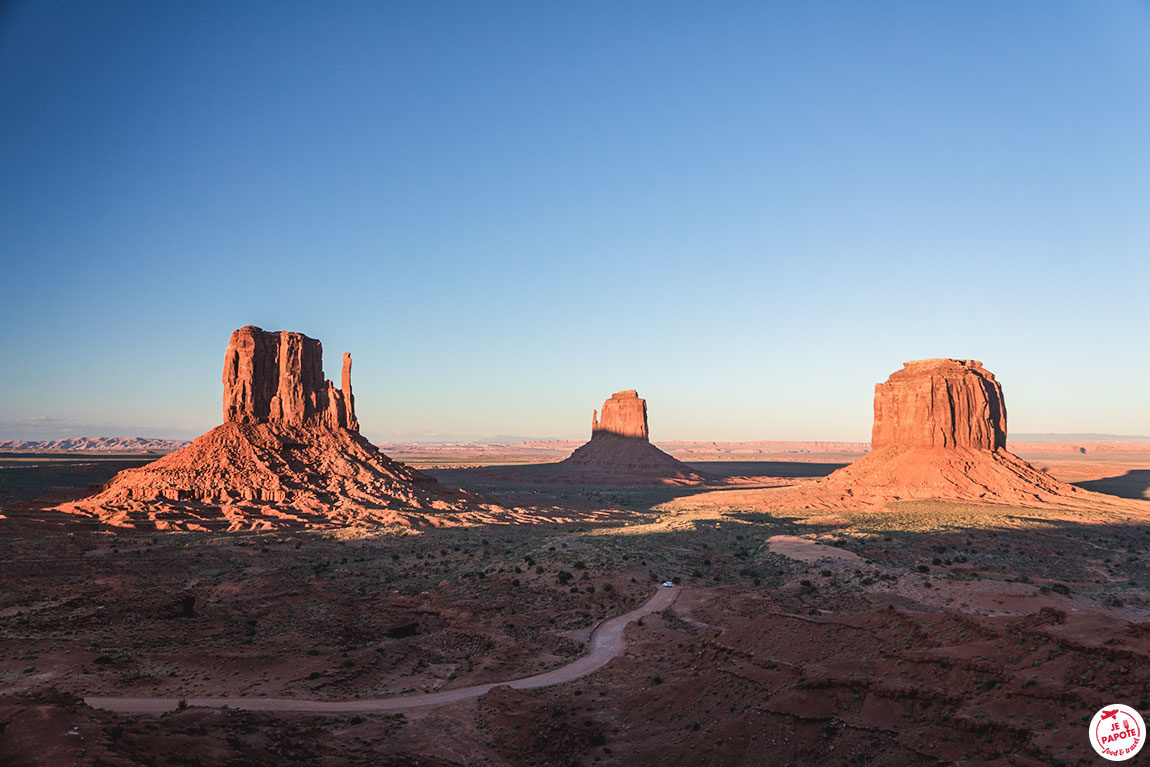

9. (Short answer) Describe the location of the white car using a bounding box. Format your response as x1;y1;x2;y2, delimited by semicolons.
662;581;675;588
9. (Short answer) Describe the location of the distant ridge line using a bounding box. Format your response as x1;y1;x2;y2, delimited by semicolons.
5;435;1149;454
0;437;190;452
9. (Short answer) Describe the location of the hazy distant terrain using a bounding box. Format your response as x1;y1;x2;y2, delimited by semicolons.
5;435;1149;461
1011;433;1150;442
0;437;189;452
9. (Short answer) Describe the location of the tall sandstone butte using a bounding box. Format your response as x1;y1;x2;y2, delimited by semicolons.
815;358;1096;507
55;326;483;530
592;389;649;440
222;326;357;431
871;359;1006;450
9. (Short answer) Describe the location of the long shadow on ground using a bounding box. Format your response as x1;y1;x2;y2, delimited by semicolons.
1075;469;1150;500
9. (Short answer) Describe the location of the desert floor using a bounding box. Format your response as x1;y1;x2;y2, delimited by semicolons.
0;444;1148;766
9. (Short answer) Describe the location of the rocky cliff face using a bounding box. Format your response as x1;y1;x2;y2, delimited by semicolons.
871;359;1006;450
592;390;649;440
222;326;357;431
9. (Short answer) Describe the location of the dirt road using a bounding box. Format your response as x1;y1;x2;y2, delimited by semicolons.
85;586;681;714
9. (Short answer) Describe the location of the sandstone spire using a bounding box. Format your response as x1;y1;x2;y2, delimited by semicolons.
341;352;358;432
871;359;1006;450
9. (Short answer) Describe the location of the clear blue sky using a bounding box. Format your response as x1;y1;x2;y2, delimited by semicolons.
2;2;1148;442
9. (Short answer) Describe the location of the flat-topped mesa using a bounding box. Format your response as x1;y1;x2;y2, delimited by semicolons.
591;390;649;440
222;326;358;431
871;359;1006;450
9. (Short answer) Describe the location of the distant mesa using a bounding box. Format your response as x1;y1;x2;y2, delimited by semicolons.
816;358;1100;506
56;326;492;530
555;390;708;485
468;389;707;486
592;389;649;439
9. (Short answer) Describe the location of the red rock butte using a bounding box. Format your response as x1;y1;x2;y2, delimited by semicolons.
592;390;649;440
55;326;495;530
816;358;1101;507
223;326;358;431
556;390;708;485
871;359;1006;450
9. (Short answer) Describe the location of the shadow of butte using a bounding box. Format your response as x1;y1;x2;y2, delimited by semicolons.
1074;469;1150;500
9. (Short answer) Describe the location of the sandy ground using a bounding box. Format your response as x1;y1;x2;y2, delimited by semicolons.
1;444;1148;765
767;535;864;563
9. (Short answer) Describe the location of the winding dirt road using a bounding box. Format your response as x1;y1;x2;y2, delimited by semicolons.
86;586;681;714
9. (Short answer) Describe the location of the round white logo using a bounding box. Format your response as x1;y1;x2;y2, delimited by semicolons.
1089;704;1145;761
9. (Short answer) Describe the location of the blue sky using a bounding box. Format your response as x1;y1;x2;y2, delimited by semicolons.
1;2;1148;442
